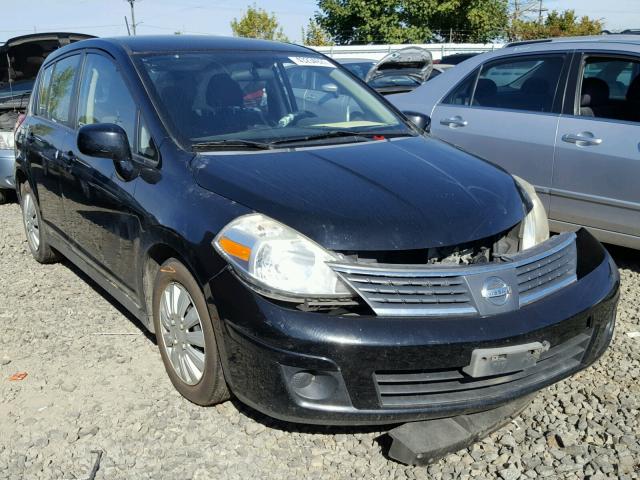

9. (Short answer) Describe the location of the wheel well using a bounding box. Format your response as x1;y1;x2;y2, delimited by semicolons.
14;170;27;200
142;243;189;333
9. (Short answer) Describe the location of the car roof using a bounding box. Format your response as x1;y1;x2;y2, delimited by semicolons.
506;34;640;48
47;35;311;58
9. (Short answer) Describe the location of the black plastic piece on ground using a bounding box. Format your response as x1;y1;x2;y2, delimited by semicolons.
387;394;536;465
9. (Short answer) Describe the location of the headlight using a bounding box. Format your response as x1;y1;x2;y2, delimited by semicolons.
0;132;14;150
514;176;550;250
213;214;351;300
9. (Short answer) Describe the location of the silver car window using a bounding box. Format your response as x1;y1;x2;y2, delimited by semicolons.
443;55;564;113
578;56;640;122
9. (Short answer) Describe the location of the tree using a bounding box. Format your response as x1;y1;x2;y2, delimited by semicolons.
302;19;333;46
231;4;289;42
315;0;509;45
511;9;603;41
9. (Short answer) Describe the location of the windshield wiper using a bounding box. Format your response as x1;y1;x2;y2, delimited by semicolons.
192;139;274;151
270;130;377;146
270;129;415;146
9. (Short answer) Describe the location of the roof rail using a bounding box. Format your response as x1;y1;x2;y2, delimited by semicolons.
505;39;553;48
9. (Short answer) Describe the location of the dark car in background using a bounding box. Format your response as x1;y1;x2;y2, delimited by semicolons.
0;32;94;203
434;52;481;65
15;36;618;433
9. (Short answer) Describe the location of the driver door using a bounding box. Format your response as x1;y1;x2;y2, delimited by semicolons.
61;52;142;292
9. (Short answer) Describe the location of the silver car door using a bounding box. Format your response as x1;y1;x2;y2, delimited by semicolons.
551;53;640;247
430;53;569;213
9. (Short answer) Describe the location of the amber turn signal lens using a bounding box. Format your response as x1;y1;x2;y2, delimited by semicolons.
218;237;251;262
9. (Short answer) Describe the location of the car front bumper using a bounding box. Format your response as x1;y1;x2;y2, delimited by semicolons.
206;229;619;425
0;149;15;189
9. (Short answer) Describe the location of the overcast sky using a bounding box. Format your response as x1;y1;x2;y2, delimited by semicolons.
1;0;638;43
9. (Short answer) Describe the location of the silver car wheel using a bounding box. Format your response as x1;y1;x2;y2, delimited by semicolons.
159;282;206;385
23;193;40;252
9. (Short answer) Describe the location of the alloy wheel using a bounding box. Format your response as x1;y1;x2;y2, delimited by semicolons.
23;193;40;251
159;282;206;385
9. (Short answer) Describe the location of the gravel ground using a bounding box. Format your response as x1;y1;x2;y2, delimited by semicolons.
0;200;638;480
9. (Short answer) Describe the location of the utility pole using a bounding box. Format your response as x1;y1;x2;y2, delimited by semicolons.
125;0;139;35
538;0;548;23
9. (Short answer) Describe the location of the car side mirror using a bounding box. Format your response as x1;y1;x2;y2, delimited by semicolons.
402;111;431;133
78;123;131;162
321;83;339;96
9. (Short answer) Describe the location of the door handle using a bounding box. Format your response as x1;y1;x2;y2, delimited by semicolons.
561;132;602;146
440;116;468;128
55;150;75;170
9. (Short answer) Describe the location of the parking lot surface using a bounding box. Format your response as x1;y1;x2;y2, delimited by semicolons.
0;201;638;480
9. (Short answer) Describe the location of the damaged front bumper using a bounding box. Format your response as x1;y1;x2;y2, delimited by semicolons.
207;229;619;425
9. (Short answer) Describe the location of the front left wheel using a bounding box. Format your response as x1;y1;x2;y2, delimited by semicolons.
152;258;230;406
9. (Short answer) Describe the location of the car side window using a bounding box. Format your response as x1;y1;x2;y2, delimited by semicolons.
442;70;479;106
76;53;137;148
473;55;564;113
48;54;81;125
36;64;54;118
578;56;640;122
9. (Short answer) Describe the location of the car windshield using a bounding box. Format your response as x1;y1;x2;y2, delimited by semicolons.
136;51;411;149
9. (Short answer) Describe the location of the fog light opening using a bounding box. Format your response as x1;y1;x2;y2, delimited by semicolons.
290;370;338;401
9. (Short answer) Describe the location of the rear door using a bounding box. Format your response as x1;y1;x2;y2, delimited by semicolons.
62;51;143;292
430;53;569;212
551;52;640;246
27;54;82;236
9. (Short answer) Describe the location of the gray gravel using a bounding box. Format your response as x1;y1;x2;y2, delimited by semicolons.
0;201;638;480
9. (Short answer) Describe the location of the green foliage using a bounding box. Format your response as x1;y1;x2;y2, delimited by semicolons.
315;0;509;44
303;19;334;46
511;9;603;40
231;4;289;42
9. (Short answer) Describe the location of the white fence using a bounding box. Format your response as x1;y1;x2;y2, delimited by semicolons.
312;43;505;61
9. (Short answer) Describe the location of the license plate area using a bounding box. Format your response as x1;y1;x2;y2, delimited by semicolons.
463;341;550;378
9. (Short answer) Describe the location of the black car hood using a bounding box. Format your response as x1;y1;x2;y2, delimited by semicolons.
193;136;525;251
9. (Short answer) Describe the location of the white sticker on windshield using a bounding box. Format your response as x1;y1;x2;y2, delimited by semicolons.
289;56;336;68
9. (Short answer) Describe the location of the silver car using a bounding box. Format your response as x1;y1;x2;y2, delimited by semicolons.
391;35;640;250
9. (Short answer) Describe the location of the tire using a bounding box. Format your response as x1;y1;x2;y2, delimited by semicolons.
0;189;8;205
152;258;230;406
19;182;59;264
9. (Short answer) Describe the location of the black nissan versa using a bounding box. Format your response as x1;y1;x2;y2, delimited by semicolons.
15;36;618;428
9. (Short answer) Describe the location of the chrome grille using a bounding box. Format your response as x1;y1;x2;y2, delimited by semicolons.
516;240;577;306
332;272;475;316
374;330;591;408
329;232;577;317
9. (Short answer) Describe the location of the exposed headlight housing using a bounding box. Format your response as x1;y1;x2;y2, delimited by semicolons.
213;214;352;301
514;175;550;251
